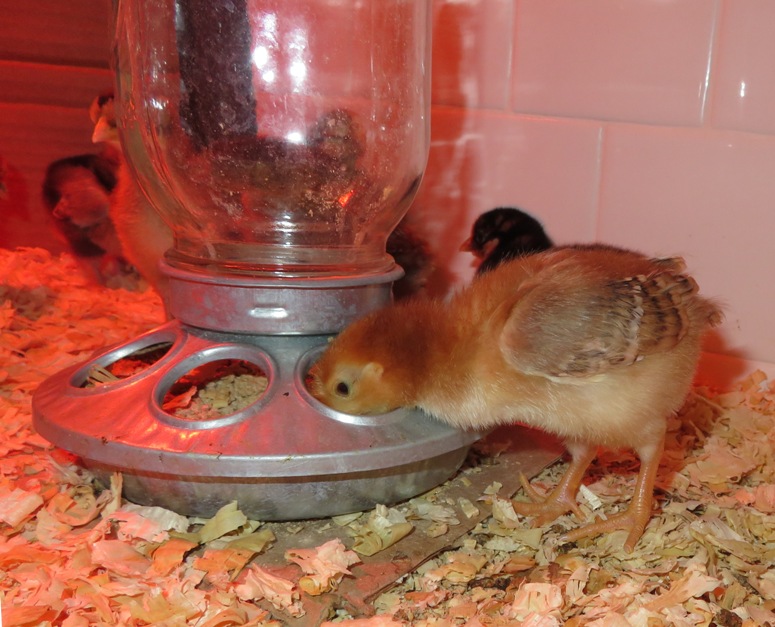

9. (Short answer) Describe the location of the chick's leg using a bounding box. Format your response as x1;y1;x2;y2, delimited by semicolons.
511;442;597;526
559;437;664;553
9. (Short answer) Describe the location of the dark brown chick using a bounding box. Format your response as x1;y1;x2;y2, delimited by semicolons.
42;153;138;285
461;207;553;274
309;244;722;551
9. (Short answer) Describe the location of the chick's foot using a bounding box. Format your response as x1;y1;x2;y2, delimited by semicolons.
559;502;652;553
511;479;583;526
559;438;663;553
511;444;597;527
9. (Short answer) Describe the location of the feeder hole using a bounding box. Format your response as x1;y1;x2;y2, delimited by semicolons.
161;358;268;420
82;342;173;387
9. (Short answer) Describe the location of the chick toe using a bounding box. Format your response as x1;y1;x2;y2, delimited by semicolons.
512;445;597;526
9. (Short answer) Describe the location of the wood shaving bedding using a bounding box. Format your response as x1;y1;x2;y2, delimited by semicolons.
2;247;775;626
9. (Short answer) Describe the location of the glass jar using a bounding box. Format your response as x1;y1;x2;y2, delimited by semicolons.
113;0;431;279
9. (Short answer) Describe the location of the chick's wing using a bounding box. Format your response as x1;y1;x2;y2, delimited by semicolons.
497;255;697;379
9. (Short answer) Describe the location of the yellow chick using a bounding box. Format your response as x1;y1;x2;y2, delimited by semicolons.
309;244;722;551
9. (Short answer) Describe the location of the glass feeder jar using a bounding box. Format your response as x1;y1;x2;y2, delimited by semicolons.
33;0;481;522
114;0;431;282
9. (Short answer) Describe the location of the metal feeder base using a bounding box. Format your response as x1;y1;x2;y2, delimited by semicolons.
32;266;479;519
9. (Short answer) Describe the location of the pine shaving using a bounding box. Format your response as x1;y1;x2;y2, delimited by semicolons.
458;497;479;519
0;487;44;527
235;565;305;617
150;537;199;576
351;505;414;556
285;538;360;596
195;501;249;544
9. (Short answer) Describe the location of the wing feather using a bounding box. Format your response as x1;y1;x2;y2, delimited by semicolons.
498;254;701;378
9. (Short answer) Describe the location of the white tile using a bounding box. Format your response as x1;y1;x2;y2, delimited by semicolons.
599;124;775;364
512;0;718;126
410;107;602;289
431;0;514;109
710;0;775;134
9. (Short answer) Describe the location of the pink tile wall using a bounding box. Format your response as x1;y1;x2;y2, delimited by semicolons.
511;0;718;126
431;0;513;109
710;0;775;134
418;0;775;376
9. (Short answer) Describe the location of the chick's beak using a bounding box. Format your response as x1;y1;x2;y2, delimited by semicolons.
91;117;116;144
459;236;473;253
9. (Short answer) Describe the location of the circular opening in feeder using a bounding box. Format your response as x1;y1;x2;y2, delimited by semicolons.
160;357;269;423
78;341;174;389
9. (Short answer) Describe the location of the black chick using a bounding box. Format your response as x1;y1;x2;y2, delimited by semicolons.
43;154;119;255
42;153;136;285
461;207;553;275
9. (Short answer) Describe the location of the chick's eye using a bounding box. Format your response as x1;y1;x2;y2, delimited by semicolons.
335;381;350;397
